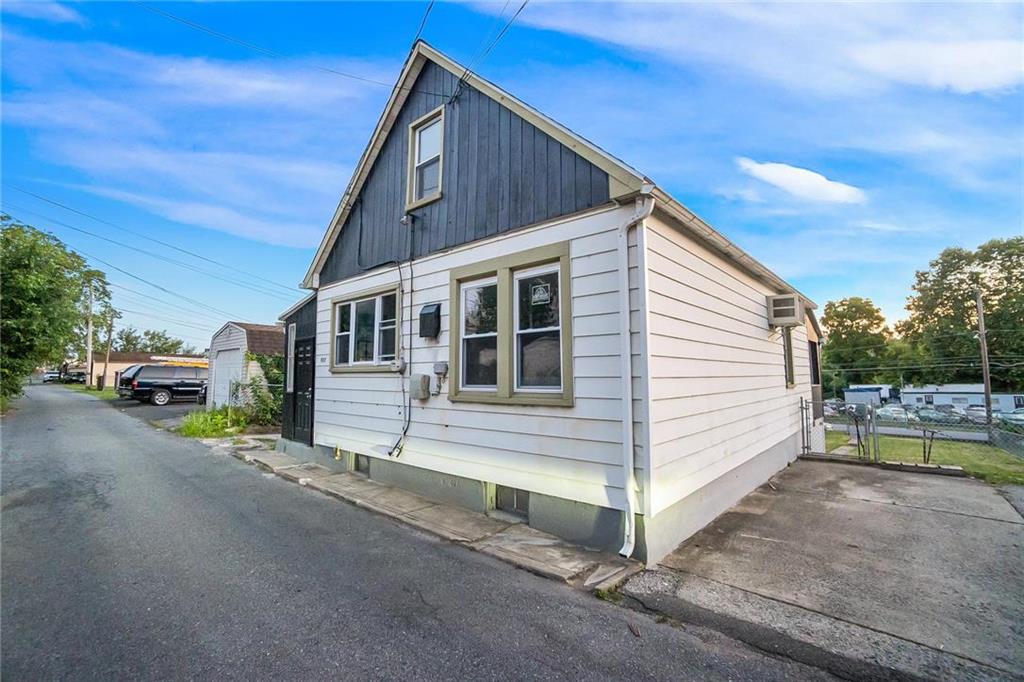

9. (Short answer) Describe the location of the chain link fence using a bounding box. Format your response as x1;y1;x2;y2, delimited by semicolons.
227;379;284;427
801;398;1024;461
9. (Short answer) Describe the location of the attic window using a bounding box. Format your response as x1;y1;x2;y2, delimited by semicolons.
407;106;444;209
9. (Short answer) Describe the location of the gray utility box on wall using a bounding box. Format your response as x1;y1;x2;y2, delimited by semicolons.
409;373;431;400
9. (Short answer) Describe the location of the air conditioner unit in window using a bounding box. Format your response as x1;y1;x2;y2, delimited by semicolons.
767;294;804;327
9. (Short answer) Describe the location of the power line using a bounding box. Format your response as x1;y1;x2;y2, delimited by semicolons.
4;187;298;294
115;307;219;334
56;240;244;320
412;0;435;44
133;2;450;98
476;0;529;67
5;205;296;301
451;0;528;102
109;283;226;325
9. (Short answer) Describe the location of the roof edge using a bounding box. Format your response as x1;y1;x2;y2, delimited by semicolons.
278;291;318;321
302;40;648;288
649;187;817;309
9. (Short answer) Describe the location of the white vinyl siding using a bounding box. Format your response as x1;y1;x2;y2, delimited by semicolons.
313;204;647;511
644;212;810;516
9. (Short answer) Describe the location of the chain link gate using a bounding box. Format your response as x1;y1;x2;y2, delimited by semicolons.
801;397;879;462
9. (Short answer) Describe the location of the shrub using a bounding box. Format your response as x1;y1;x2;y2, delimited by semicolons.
177;406;247;438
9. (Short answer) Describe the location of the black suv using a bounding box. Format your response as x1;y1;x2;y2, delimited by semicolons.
118;364;208;405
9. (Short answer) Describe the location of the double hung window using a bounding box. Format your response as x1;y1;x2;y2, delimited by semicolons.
449;242;572;406
331;289;399;371
407;107;444;209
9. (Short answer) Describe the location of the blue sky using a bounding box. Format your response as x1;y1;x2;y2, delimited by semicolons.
2;1;1021;349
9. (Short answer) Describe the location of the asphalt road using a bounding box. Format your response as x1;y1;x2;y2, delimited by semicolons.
2;385;831;680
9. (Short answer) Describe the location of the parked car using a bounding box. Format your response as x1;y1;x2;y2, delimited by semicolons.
875;406;919;424
118;364;208;405
934;404;967;417
61;371;86;384
42;371;60;383
964;406;997;424
914;408;969;426
997;408;1024;427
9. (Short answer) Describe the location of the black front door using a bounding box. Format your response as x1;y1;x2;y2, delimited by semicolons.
294;338;315;446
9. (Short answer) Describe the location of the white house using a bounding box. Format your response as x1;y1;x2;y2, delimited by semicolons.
278;41;824;565
207;322;284;407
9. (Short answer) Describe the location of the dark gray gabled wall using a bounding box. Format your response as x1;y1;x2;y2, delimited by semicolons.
320;61;610;286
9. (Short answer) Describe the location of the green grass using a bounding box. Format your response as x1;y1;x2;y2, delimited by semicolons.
877;435;1024;485
0;395;10;414
61;383;119;401
177;407;247;438
825;430;849;452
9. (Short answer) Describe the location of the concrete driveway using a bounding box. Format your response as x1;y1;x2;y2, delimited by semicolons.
625;460;1024;680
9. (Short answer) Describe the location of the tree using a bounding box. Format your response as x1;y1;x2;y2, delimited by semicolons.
820;297;890;388
114;326;195;355
0;217;94;398
142;329;195;355
897;237;1024;390
70;272;118;363
113;327;145;352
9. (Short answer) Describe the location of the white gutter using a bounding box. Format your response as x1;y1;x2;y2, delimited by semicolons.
617;186;655;558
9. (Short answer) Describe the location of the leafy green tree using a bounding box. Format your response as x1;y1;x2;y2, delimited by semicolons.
897;237;1024;390
114;326;195;354
142;329;195;355
0;217;93;398
820;297;891;388
114;327;145;352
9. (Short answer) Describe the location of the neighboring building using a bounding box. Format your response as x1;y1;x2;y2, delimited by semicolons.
278;41;822;565
844;384;897;406
207;323;284;407
901;384;1024;413
88;351;207;389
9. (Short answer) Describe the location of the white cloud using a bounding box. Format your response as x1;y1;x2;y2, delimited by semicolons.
1;1;85;25
503;2;1023;96
852;40;1024;93
2;31;389;247
736;158;867;204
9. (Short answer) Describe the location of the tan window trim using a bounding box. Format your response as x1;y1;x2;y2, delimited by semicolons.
448;241;574;407
329;283;402;374
406;105;445;212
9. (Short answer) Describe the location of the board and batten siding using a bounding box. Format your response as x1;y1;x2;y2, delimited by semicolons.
319;61;611;287
314;204;646;511
643;213;811;516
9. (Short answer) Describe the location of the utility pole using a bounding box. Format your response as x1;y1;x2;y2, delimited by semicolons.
976;290;993;425
102;316;115;391
85;281;94;387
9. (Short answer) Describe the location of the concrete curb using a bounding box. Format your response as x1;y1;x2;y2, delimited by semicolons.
800;455;967;477
622;570;1016;682
223;451;642;593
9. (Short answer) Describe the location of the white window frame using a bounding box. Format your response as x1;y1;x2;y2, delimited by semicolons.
460;276;498;391
285;322;296;393
332;291;399;369
406;106;444;210
513;263;562;393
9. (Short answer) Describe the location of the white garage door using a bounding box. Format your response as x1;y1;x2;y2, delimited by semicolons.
212;348;243;406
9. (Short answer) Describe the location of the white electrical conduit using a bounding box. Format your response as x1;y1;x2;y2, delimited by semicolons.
618;188;655;557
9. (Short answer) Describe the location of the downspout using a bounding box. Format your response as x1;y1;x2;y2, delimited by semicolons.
618;186;655;558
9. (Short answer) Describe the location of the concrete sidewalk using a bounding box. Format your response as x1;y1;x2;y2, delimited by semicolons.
206;440;641;592
622;460;1024;681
